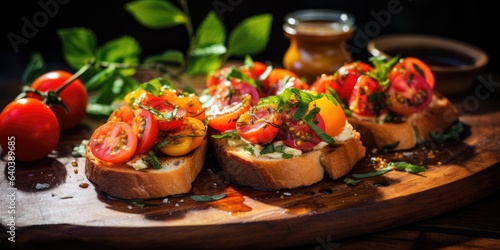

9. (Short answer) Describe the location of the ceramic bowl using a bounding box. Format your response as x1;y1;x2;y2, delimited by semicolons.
367;34;489;96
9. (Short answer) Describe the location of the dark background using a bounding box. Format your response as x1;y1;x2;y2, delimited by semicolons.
1;0;498;85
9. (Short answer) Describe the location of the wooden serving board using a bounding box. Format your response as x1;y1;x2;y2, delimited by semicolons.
1;112;499;249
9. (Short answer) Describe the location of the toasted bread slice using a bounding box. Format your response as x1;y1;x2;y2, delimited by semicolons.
348;92;460;151
85;139;208;200
210;131;365;190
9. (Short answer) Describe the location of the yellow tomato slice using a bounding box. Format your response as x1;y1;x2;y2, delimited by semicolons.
158;117;206;156
308;95;346;138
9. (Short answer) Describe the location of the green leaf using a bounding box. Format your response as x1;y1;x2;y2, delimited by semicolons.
58;27;96;70
84;67;115;92
186;54;222;76
190;192;226;202
227;14;272;56
96;35;141;76
388;162;426;174
190;44;227;57
351;166;394;178
144;49;185;67
194;11;226;48
210;130;238;139
343;177;363;186
86;103;116;116
125;0;187;29
22;52;46;85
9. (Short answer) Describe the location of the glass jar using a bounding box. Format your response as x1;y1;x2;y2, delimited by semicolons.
283;9;355;83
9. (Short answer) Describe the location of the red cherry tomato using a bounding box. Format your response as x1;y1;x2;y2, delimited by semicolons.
310;74;341;94
206;67;230;88
385;71;433;116
262;68;303;91
137;92;185;131
278;106;326;150
207;95;252;132
132;108;159;154
108;105;135;126
30;70;88;131
236;105;282;144
335;61;373;103
88;121;137;163
348;75;384;117
390;57;435;89
0;98;60;161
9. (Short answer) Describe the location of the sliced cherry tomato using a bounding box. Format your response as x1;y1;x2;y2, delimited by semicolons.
267;75;309;96
132;108;159;154
137;92;185;131
89;121;137;164
385;71;433;116
108;105;135;126
262;68;301;91
207;95;252;132
308;95;346;137
0;98;60;162
206;67;230;87
335;61;374;103
30;70;88;131
236;105;282;144
390;57;435;89
158;117;206;156
174;94;206;122
278;106;326;150
348;75;384;117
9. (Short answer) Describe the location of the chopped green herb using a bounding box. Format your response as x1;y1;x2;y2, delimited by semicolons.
190;192;226;202
128;200;158;208
343;177;363;186
143;150;162;169
244;146;255;155
388;162;426;174
430;121;464;143
351;166;393;178
211;130;238;139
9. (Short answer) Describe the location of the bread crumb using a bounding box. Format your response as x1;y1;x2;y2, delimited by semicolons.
283;192;292;196
175;203;180;207
128;205;133;210
163;198;169;204
35;183;50;190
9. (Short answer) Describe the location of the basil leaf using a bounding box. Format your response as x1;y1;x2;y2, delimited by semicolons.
58;27;96;70
194;11;226;48
431;121;464;143
343;177;363;186
125;0;187;29
243;146;254;155
227;13;272;56
144;150;162;169
128;201;158;208
190;44;227;56
86;103;116;116
225;67;258;89
351;166;393;178
85;67;115;92
211;130;238;139
259;144;275;155
96;36;141;76
388;162;426;174
186;53;222;76
144;50;184;67
306;120;335;144
22;52;46;85
190;192;226;202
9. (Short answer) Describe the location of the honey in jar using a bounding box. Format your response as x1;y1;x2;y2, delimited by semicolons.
283;9;355;83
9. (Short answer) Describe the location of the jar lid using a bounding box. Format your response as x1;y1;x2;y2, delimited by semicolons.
283;9;355;35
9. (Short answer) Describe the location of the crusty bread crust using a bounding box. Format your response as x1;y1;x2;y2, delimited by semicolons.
348;92;460;151
85;139;207;200
211;131;365;190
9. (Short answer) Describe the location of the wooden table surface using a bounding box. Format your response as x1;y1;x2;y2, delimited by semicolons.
1;73;500;249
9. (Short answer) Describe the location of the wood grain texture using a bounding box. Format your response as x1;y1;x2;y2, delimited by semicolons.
1;112;499;250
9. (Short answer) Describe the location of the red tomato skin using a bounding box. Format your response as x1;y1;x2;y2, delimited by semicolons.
89;122;137;164
31;70;88;132
385;72;433;116
236;105;281;144
0;98;60;161
278;107;326;151
133;108;159;154
336;61;373;103
348;75;384;117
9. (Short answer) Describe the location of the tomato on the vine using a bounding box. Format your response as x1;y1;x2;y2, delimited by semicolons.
89;121;137;163
278;106;326;150
30;70;88;132
390;57;434;89
236;105;282;144
385;71;433;116
348;75;384;117
0;98;60;161
157;117;206;156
